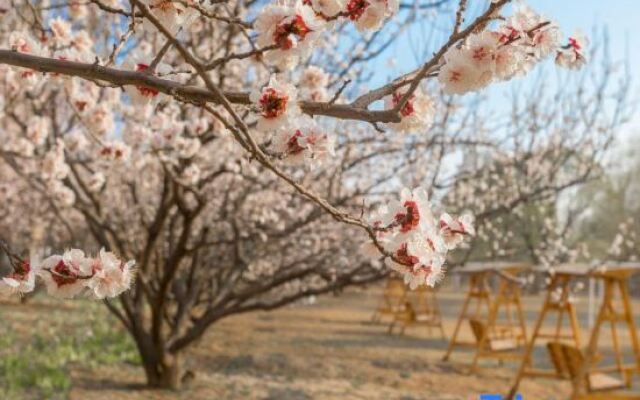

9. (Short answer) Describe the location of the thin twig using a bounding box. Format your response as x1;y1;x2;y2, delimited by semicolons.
329;79;351;105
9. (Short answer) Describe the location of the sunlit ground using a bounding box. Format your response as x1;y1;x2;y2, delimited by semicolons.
2;281;640;400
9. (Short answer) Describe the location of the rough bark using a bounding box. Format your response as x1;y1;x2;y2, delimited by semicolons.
137;338;183;389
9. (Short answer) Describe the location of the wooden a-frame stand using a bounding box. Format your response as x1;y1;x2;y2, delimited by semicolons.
371;277;408;324
443;263;529;370
400;286;446;338
510;270;583;383
571;265;640;399
508;263;640;400
371;278;445;337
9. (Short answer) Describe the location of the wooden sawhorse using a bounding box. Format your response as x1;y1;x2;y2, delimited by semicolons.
389;286;446;337
443;262;529;370
372;278;445;337
508;263;640;399
371;277;408;325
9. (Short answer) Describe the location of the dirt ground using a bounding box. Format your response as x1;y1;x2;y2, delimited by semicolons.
3;282;640;400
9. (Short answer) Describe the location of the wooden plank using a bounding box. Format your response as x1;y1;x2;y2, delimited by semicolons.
522;368;562;378
538;262;640;279
592;365;638;373
490;338;518;351
538;333;578;339
456;262;531;276
588;373;625;391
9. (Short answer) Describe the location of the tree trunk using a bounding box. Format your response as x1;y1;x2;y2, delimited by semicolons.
133;334;183;389
141;352;183;389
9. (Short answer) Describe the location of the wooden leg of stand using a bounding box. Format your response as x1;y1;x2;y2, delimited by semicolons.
568;303;582;349
443;282;474;361
577;279;611;399
619;281;640;373
507;276;557;400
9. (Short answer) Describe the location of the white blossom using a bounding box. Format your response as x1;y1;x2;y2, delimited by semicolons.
250;75;300;132
254;1;325;69
142;0;198;34
299;66;330;102
68;0;88;19
181;164;201;186
556;31;588;70
50;17;73;46
346;0;399;32
39;250;90;298
41;140;69;181
87;171;106;193
174;136;202;159
385;89;435;133
85;248;135;299
0;260;35;296
309;0;345;17
439;48;489;95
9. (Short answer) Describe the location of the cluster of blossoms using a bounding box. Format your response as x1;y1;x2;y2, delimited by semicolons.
3;70;129;204
99;140;132;163
125;112;204;163
251;75;335;166
8;13;96;88
530;212;591;268
4;15;131;203
140;0;199;34
548;280;584;305
362;187;475;288
384;89;436;133
438;1;588;95
40;139;76;206
298;66;329;102
0;249;135;299
272;115;336;164
555;32;588;70
7;32;42;87
608;217;638;261
255;0;399;69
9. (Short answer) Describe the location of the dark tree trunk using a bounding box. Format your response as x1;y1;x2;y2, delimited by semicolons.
133;332;183;389
141;352;182;389
143;356;182;389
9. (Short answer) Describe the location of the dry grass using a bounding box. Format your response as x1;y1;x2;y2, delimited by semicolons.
2;283;639;400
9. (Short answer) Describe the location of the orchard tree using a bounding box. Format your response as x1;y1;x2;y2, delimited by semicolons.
445;52;630;267
0;0;626;389
574;139;640;261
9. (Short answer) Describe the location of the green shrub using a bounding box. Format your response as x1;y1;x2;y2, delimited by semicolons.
0;301;139;399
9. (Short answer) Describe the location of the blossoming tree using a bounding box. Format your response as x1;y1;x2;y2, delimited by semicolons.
0;0;627;389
